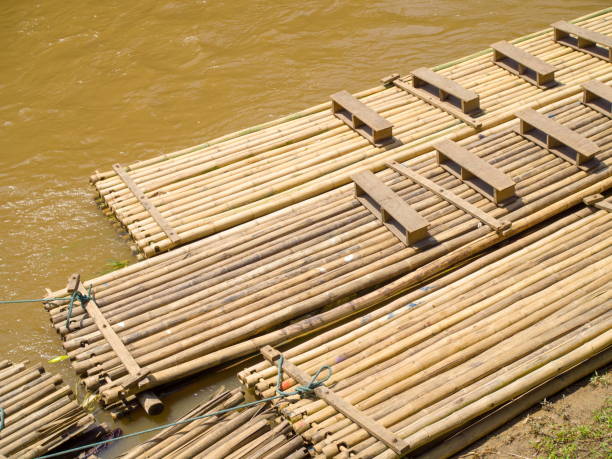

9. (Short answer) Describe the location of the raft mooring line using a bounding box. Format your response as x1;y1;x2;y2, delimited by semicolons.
35;355;331;459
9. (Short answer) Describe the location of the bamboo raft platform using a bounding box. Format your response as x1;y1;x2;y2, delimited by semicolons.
0;360;106;459
91;9;612;257
242;203;612;458
43;86;612;413
120;388;307;459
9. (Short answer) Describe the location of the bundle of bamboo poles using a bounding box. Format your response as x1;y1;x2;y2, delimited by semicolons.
0;360;103;459
244;205;612;458
43;92;612;409
91;9;612;256
120;388;308;459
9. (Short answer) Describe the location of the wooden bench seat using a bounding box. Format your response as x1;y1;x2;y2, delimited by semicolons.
411;67;480;114
352;170;429;245
514;108;600;166
393;68;482;128
491;40;557;88
331;90;393;146
387;160;511;233
434;139;515;204
582;80;612;117
552;21;612;62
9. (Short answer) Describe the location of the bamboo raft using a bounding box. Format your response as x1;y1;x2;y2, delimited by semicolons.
91;9;612;257
0;360;105;459
120;388;307;459
242;203;612;458
43;86;612;412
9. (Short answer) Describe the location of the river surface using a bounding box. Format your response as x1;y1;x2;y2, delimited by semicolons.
0;0;608;456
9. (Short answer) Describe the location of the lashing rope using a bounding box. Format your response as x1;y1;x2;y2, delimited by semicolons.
33;355;332;458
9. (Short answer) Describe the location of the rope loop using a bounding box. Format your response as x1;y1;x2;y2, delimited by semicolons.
35;356;335;458
0;286;98;331
275;355;332;397
65;285;95;330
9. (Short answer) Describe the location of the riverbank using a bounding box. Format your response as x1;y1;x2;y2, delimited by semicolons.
463;366;611;458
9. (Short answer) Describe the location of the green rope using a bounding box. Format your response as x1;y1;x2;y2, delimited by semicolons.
35;355;332;458
0;287;96;330
275;356;332;397
63;286;95;330
0;407;4;432
0;297;71;304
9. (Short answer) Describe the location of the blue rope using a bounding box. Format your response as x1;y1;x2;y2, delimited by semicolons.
0;407;4;432
34;355;332;458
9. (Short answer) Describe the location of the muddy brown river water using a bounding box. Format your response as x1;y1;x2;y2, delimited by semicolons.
0;0;609;455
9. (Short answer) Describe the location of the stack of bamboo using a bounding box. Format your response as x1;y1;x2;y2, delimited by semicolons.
44;92;612;409
0;360;102;459
91;9;612;256
244;204;612;458
120;388;307;459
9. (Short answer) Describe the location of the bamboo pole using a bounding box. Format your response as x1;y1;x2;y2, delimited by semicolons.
121;388;306;459
97;171;612;403
241;208;610;458
82;160;612;398
239;205;603;387
375;326;612;458
254;220;612;407
0;362;102;459
417;346;612;459
296;254;611;440
311;268;610;452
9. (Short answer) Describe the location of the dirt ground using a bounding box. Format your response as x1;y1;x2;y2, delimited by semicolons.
458;365;611;459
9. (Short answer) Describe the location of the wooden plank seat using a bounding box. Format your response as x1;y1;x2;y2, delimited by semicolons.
386;160;511;233
582;80;612;117
351;170;429;245
514;108;600;167
331;90;393;146
491;40;557;89
552;21;612;62
394;68;482;128
411;67;480;114
434;139;516;204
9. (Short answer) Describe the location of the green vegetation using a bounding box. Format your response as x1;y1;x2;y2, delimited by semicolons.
285;112;308;121
530;396;611;459
590;370;610;388
202;165;220;174
105;259;130;272
237;126;264;136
